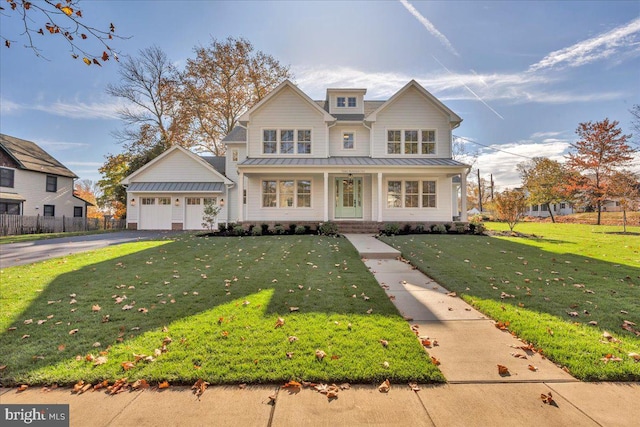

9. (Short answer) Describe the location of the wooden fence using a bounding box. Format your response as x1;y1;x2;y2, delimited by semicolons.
0;214;126;236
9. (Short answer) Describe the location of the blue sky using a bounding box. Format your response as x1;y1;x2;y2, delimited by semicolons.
1;0;639;188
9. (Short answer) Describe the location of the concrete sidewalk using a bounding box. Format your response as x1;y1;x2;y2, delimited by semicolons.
1;234;637;426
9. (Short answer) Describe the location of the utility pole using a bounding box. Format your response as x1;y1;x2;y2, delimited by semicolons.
490;174;494;200
477;169;483;212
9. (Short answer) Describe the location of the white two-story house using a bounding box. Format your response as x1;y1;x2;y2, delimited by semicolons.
122;80;469;230
0;134;90;218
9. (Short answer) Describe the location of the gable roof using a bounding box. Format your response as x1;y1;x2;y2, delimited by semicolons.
365;80;462;127
222;126;246;143
201;156;226;175
121;145;232;185
0;133;78;178
238;80;334;123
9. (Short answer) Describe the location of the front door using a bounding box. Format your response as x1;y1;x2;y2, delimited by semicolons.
335;177;362;218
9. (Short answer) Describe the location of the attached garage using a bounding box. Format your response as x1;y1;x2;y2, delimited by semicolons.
185;197;218;230
139;196;172;230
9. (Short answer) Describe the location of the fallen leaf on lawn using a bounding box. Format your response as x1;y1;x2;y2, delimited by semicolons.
121;361;135;371
497;364;510;376
275;317;285;328
528;365;538;372
138;307;148;314
288;336;298;343
588;321;598;326
602;331;620;343
408;382;421;392
380;339;388;347
286;352;294;359
383;361;389;368
601;354;623;363
289;307;299;312
282;380;301;389
446;291;457;297
93;356;107;366
158;381;170;389
547;328;554;336
21;334;30;339
85;354;95;362
72;380;85;393
629;353;640;362
541;392;555;405
378;379;391;393
315;349;326;360
69;329;79;335
17;384;28;392
24;319;33;325
421;339;431;347
366;308;373;314
339;383;351;390
431;356;440;366
192;379;209;398
495;321;510;331
131;379;150;390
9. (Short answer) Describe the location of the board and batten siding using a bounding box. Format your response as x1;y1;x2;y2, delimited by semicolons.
6;169;81;217
133;149;221;182
371;87;452;158
328;125;370;157
246;86;328;158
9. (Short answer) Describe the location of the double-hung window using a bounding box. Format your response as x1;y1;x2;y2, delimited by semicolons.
297;130;311;154
46;175;57;192
44;204;55;217
263;130;277;154
337;97;346;107
404;131;418;154
422;181;436;207
262;181;277;207
405;181;419;207
279;180;295;207
422;130;436;154
74;206;83;217
387;130;401;154
343;132;355;150
348;97;356;107
280;130;294;154
0;168;14;187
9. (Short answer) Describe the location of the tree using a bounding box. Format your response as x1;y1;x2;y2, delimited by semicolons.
517;157;567;223
466;176;492;211
97;153;129;219
107;45;189;153
201;199;221;232
1;0;123;64
180;37;292;155
566;119;635;225
493;189;528;232
607;170;640;233
74;179;102;219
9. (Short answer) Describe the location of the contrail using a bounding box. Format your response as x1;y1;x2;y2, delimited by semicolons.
399;0;459;57
432;55;505;120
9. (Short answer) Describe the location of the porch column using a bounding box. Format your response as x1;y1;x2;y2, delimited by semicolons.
377;172;383;222
237;172;244;222
323;172;329;222
460;172;468;221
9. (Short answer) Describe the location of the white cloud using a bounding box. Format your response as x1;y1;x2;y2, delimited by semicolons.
33;100;122;120
398;0;459;57
64;161;103;167
529;17;640;72
37;140;90;150
0;98;23;114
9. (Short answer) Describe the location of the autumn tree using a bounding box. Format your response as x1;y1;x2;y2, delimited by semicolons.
517;157;567;223
607;170;640;233
97;153;129;219
466;176;493;211
566;119;635;225
493;189;528;232
180;37;292;155
74;179;102;219
1;0;123;64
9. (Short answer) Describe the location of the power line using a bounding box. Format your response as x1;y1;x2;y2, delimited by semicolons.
453;134;534;160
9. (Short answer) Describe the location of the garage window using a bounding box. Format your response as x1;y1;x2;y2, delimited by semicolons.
186;198;201;205
141;198;155;205
204;197;217;205
158;197;171;205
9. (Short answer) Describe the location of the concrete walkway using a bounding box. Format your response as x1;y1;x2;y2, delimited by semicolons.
1;234;638;426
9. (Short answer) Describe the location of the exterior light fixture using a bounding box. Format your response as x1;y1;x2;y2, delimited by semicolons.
220;198;225;207
130;198;136;206
347;173;354;185
175;198;180;206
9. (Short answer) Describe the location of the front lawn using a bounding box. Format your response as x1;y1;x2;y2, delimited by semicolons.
380;222;640;381
0;234;442;386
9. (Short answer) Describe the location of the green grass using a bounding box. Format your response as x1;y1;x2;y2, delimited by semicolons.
0;230;117;244
380;222;640;381
0;234;442;386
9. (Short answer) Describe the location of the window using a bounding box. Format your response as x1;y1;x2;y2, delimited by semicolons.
422;181;436;208
343;132;355;150
387;130;401;154
46;175;57;192
280;130;294;154
141;197;155;205
263;130;277;154
541;204;548;211
387;181;402;208
0;168;14;187
262;180;277;207
337;97;346;107
186;198;201;205
404;130;418;154
297;180;311;207
297;130;311;154
560;203;566;209
263;128;311;154
0;202;20;214
262;179;312;208
232;150;238;162
74;206;83;217
44;204;55;217
348;97;356;107
422;130;436;154
405;181;419;207
387;180;437;208
158;197;171;205
532;205;539;212
204;197;217;205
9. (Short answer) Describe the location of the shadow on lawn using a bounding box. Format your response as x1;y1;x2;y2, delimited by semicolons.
0;235;399;383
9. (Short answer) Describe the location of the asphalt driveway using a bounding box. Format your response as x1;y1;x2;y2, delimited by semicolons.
0;231;183;268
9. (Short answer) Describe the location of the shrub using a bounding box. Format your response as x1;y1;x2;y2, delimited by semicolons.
444;223;452;232
469;214;486;235
289;224;297;234
218;223;227;233
295;225;306;235
402;223;412;234
274;225;286;235
319;221;339;236
233;225;245;236
415;223;425;233
383;223;400;236
432;224;447;234
261;223;270;235
251;227;263;236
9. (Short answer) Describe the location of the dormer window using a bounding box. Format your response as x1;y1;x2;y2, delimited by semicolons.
348;97;356;107
337;97;346;107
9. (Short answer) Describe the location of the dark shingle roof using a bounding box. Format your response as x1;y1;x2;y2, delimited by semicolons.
222;127;247;143
0;134;78;178
313;100;387;121
201;156;226;175
127;182;225;192
239;157;467;167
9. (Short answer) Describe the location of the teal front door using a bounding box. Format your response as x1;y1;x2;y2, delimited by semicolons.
335;177;362;218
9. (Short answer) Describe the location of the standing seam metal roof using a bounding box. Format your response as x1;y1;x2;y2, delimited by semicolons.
127;182;225;192
238;157;467;167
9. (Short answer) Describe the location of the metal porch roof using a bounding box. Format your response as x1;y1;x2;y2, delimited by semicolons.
127;182;225;192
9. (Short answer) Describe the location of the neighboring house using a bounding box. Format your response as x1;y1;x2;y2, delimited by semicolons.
0;134;90;217
122;80;470;230
525;202;574;218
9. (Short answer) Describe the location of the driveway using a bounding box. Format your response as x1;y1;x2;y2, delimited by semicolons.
0;231;184;268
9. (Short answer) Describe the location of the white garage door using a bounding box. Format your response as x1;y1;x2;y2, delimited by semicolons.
139;197;172;230
185;197;218;230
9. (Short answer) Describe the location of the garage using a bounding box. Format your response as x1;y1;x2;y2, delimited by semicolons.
139;196;172;230
185;196;218;230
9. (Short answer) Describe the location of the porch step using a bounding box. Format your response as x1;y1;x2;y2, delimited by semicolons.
333;221;382;234
343;234;400;259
